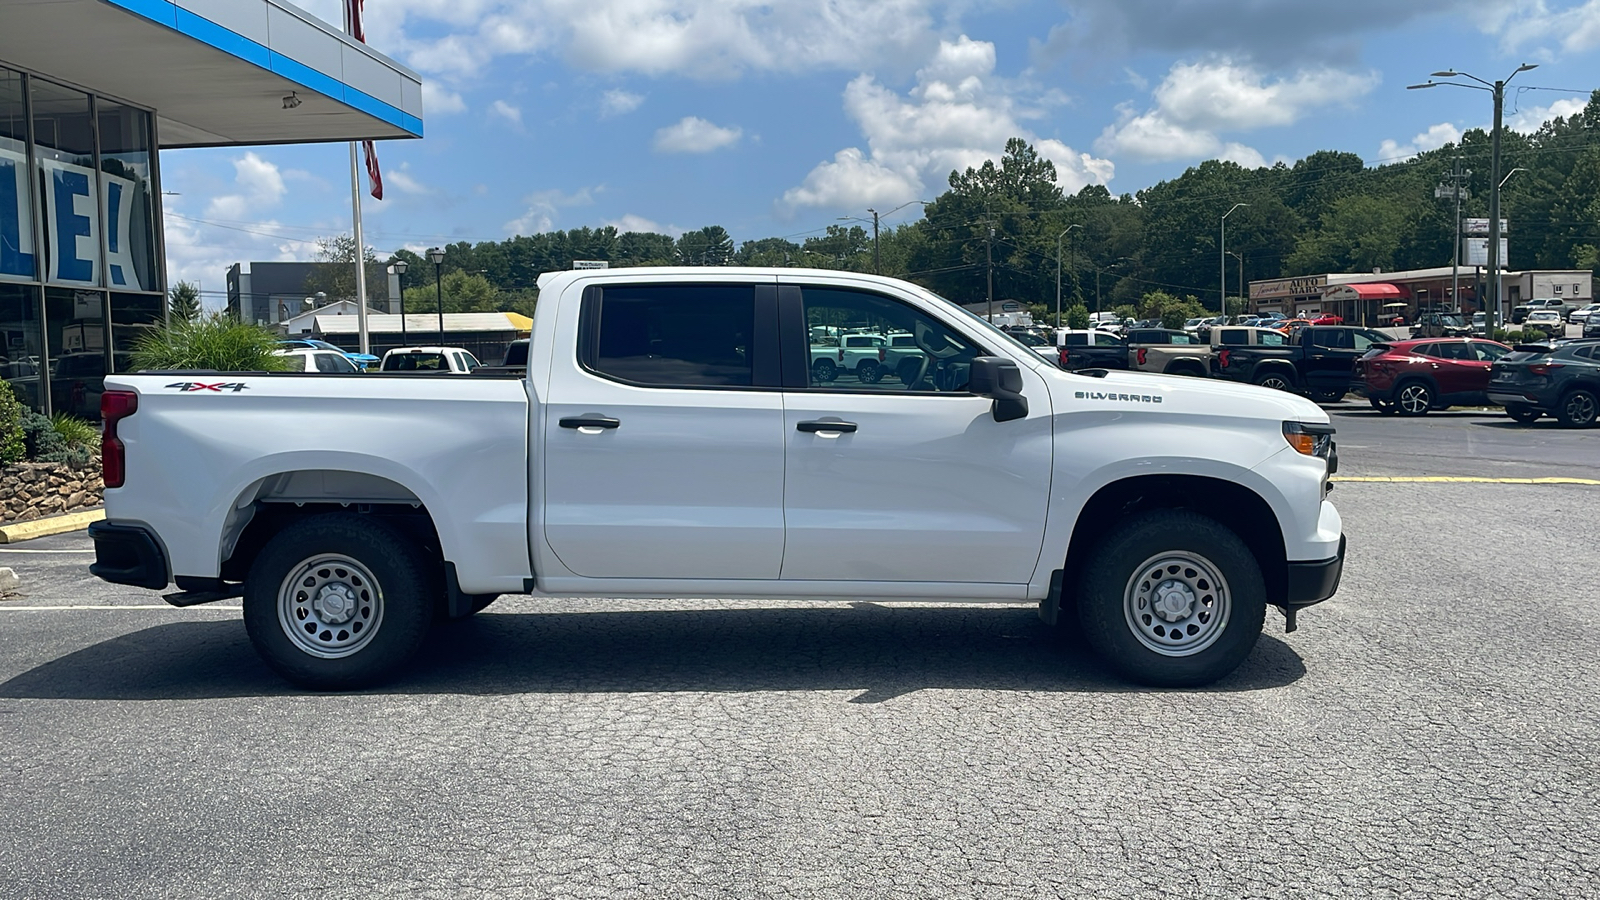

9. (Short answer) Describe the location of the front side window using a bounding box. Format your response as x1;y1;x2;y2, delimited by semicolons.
1472;343;1507;362
1257;331;1286;346
1310;329;1352;350
315;353;357;373
801;287;983;393
1352;330;1388;351
586;284;754;387
1431;342;1473;361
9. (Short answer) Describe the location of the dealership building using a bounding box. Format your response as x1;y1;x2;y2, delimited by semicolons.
1250;267;1594;325
1;0;423;416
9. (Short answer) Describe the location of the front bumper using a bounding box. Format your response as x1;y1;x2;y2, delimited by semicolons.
87;521;169;590
1285;535;1345;609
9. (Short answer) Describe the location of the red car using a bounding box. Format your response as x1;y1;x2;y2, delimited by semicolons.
1310;314;1345;326
1353;337;1511;416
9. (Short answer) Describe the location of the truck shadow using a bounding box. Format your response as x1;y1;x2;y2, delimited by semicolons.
0;605;1306;702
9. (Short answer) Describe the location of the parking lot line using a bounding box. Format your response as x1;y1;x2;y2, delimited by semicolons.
0;605;242;611
1332;475;1600;485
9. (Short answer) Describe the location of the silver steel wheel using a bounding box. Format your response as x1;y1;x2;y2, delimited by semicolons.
1123;551;1232;657
277;554;385;659
1564;391;1597;426
1397;382;1432;415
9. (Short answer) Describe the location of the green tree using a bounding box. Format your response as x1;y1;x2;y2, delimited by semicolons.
1065;303;1090;329
167;280;201;322
407;271;499;313
675;226;735;266
305;234;387;306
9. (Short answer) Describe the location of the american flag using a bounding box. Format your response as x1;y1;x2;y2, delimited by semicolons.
346;0;383;200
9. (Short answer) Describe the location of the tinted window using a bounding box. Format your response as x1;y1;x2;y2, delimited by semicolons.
801;287;982;393
1471;343;1507;361
1063;333;1089;346
1218;329;1248;345
314;353;357;373
588;284;754;387
1309;329;1352;349
1574;346;1595;360
1432;342;1473;361
1353;330;1387;351
1258;331;1286;347
1096;334;1124;346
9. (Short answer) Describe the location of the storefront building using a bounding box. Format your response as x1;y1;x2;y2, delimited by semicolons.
0;0;424;417
1250;266;1593;326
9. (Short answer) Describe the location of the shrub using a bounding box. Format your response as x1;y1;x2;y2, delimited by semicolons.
51;413;100;451
19;410;91;468
1065;303;1090;330
131;312;292;373
0;381;23;466
1492;328;1527;344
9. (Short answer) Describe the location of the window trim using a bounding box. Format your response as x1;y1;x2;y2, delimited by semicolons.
778;282;991;396
575;282;780;392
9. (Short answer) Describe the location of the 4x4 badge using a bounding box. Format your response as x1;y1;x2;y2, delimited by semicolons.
165;382;249;393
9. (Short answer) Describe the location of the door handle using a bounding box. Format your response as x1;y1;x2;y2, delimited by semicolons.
559;416;620;430
797;420;858;434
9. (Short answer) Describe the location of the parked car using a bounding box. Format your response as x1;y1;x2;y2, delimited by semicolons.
379;346;482;374
272;349;360;374
1410;313;1472;339
1586;317;1600;339
1054;329;1127;371
1352;338;1510;416
1309;313;1344;326
1511;298;1571;325
810;332;888;383
1488;339;1600;427
1569;302;1600;324
276;339;379;371
1471;312;1488;337
1211;325;1391;403
1522;310;1565;339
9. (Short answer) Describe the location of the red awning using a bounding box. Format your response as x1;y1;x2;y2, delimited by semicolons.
1336;283;1410;300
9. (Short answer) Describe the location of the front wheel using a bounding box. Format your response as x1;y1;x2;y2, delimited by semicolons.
856;361;883;384
244;514;435;690
1395;380;1434;416
1075;510;1266;687
1557;389;1598;428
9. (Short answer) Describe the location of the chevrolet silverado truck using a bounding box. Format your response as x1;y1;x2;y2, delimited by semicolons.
89;268;1345;690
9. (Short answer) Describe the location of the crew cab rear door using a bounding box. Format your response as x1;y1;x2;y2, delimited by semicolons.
541;279;786;579
775;282;1052;585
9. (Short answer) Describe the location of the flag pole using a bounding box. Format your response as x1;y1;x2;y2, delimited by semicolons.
344;1;370;356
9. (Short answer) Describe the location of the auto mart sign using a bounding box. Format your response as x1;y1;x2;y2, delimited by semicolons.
1250;275;1326;300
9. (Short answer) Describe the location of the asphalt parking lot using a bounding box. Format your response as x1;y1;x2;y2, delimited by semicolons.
1;407;1596;899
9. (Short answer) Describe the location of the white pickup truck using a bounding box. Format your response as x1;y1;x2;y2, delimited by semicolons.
89;268;1344;690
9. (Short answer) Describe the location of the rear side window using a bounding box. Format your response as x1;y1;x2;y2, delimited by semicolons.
1432;342;1473;361
583;284;755;387
1218;329;1247;345
1064;333;1088;346
314;353;357;373
1096;334;1124;346
1309;329;1352;349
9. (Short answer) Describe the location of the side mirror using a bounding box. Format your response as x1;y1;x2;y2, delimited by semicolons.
969;356;1028;422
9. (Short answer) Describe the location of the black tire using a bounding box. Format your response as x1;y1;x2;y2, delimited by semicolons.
243;513;435;690
1506;405;1540;424
1556;388;1599;428
1368;397;1398;415
1254;370;1296;392
1394;380;1433;417
812;359;837;383
857;361;883;384
1075;509;1266;687
1311;390;1345;404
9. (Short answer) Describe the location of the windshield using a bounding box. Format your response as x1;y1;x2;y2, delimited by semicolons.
918;289;1044;361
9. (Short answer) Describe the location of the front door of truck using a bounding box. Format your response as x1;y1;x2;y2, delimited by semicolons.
542;280;786;579
776;284;1052;585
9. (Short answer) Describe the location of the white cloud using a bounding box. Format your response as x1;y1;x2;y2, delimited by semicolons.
1508;96;1588;132
600;89;644;117
205;152;287;220
1376;122;1463;163
505;186;598;235
653;116;743;153
1097;58;1379;162
421;81;467;115
386;163;432;195
489;99;523;126
607;213;672;234
782;36;1112;214
1493;0;1600;55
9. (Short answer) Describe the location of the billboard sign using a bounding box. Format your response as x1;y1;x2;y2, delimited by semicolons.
1464;218;1508;236
1463;237;1509;267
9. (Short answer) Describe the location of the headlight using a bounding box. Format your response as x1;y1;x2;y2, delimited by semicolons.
1283;421;1335;458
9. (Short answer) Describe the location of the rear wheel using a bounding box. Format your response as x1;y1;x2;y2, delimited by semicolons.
1368;397;1398;415
1506;405;1539;424
1311;390;1345;404
1557;389;1598;428
856;361;883;384
1395;380;1434;416
1075;510;1266;687
1253;370;1296;393
243;514;434;690
811;359;837;383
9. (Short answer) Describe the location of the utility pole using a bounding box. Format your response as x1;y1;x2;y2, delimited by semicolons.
1056;224;1081;328
1488;79;1504;334
870;208;880;275
1435;155;1470;320
986;223;995;323
1220;203;1248;315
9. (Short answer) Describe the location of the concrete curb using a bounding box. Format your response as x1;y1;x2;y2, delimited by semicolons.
0;508;105;544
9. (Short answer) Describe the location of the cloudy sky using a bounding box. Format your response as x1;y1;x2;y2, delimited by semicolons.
161;0;1600;300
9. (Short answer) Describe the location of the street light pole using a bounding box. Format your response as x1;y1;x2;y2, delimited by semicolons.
427;247;445;346
1227;251;1244;316
1057;224;1081;328
390;259;409;347
1408;63;1536;335
1220;203;1248;315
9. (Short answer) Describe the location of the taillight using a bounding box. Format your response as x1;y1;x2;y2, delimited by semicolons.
1218;349;1231;368
1059;348;1070;367
1137;348;1148;366
878;347;886;362
1528;363;1564;376
101;390;137;489
837;348;844;362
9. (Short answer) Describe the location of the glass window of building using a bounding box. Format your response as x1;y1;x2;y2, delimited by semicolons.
45;286;106;419
1;66;34;281
0;282;43;410
31;79;99;288
110;291;161;373
97;101;157;292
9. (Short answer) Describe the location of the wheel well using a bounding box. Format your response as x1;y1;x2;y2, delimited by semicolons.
1253;363;1297;385
1164;359;1207;376
218;470;444;583
1062;475;1288;606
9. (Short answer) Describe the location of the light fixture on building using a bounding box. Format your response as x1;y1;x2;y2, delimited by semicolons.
282;92;302;110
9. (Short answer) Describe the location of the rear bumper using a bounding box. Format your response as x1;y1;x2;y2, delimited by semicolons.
1285;535;1345;609
1488;389;1548;409
87;521;169;590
